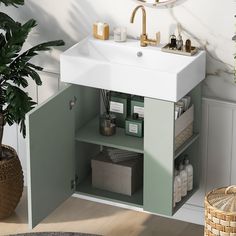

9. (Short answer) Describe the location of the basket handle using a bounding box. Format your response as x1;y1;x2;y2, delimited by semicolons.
225;185;236;194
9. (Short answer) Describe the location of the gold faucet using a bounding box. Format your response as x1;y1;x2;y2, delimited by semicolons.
130;5;160;47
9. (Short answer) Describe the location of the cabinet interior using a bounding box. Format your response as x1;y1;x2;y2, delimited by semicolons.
71;85;201;214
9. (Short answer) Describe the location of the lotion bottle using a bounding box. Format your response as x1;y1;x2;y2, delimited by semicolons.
174;170;182;205
179;163;187;197
184;158;193;191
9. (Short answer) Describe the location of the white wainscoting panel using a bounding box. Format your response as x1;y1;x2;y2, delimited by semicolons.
2;124;18;150
204;98;235;193
37;71;60;104
231;109;236;184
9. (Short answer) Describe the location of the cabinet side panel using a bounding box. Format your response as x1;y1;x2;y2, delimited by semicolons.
144;98;174;215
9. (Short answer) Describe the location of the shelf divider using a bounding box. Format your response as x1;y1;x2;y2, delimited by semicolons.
76;175;143;208
75;116;144;153
174;133;200;159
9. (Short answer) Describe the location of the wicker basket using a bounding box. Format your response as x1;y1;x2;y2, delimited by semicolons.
0;145;24;219
205;186;236;236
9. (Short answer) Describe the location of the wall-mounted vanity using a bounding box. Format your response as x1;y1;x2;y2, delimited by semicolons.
26;35;206;229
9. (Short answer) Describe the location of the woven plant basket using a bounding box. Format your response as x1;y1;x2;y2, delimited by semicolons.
205;186;236;236
0;145;24;219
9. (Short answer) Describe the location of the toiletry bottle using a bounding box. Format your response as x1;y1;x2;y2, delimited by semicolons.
169;34;177;49
176;34;183;50
185;39;191;53
179;163;187;197
174;170;182;205
184;158;193;191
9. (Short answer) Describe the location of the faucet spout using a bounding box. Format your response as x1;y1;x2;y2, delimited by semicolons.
130;5;147;36
130;5;160;47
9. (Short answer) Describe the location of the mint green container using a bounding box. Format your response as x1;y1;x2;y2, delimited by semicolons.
110;92;131;128
125;113;144;138
131;96;144;119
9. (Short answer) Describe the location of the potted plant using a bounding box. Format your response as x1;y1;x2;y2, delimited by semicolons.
0;0;64;218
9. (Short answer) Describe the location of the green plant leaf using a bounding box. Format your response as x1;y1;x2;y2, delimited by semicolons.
0;0;24;7
0;1;65;138
4;84;36;137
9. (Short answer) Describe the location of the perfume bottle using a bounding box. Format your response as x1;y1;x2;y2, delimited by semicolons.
169;34;177;49
185;39;192;53
176;34;183;50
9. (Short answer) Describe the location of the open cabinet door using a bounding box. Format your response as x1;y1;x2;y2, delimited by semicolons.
26;85;77;228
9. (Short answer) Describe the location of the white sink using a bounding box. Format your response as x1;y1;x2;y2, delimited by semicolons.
60;37;206;102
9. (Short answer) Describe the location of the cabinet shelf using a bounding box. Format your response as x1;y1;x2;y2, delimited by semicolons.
173;187;198;214
174;133;200;159
76;175;143;208
75;117;144;154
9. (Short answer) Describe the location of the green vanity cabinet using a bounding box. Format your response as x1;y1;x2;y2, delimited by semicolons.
26;83;202;228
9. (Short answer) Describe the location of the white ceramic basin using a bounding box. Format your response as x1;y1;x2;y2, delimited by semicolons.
60;37;206;102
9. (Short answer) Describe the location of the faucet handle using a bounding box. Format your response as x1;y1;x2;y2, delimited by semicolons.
156;31;161;45
145;32;161;46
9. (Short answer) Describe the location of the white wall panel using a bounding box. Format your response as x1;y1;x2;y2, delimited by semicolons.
206;104;232;191
37;71;60;104
2;124;18;151
204;98;235;192
231;110;236;185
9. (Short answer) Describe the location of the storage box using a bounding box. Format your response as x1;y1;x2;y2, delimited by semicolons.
91;152;143;196
110;92;131;128
175;105;194;150
131;96;144;118
93;23;109;40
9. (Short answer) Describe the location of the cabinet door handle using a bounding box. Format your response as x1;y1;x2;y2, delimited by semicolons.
69;96;77;110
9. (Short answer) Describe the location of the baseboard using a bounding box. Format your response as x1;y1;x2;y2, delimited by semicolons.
173;203;204;225
73;193;204;225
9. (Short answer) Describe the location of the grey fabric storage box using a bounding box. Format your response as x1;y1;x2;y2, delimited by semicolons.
91;153;143;196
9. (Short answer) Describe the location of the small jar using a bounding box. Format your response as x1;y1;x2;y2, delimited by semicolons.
113;27;127;42
99;113;116;136
125;113;143;138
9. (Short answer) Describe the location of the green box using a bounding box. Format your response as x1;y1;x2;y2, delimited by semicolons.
125;116;144;138
110;92;131;128
131;96;144;119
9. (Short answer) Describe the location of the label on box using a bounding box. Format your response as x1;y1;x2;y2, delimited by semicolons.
134;106;144;118
97;22;104;36
129;124;138;134
110;101;124;114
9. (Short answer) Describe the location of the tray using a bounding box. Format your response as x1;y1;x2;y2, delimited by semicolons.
161;43;199;56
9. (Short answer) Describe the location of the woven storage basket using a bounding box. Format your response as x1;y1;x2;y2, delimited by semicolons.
205;186;236;236
175;122;193;150
0;145;24;219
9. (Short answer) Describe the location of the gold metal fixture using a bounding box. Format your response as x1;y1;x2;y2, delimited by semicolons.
130;5;160;47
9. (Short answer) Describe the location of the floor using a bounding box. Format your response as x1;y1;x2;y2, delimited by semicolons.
0;189;204;236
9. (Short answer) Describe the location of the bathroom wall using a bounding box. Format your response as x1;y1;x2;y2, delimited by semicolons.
1;0;235;224
2;0;235;99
